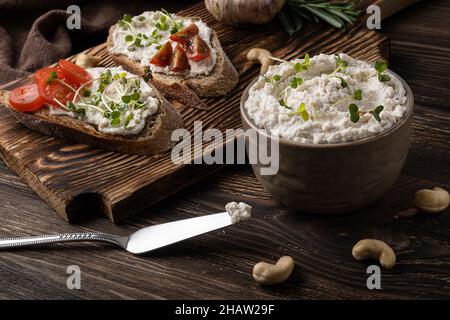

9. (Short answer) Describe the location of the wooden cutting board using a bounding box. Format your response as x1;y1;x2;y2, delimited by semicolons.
0;2;389;223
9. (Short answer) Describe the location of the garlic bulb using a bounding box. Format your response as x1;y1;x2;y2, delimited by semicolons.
205;0;287;25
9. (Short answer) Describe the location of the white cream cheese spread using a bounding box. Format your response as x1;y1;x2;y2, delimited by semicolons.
225;202;252;224
49;67;159;135
244;53;409;144
109;11;217;77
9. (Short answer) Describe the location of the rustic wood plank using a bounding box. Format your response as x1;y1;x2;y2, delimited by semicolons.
382;0;450;109
0;2;389;223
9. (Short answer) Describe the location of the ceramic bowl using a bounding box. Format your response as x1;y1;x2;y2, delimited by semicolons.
240;70;414;214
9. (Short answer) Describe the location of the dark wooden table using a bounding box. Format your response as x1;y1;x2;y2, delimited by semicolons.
0;1;449;299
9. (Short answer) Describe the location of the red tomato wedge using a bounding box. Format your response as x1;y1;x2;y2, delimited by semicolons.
170;24;199;45
36;68;76;106
171;44;190;72
8;83;45;112
150;42;173;67
188;35;211;61
58;59;92;85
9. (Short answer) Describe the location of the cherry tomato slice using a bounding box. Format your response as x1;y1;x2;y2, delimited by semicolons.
150;42;173;67
8;83;45;112
58;59;92;85
34;67;64;82
170;24;199;45
171;44;190;72
36;68;76;106
188;35;211;61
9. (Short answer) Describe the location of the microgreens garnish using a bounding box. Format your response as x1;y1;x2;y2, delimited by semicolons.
60;70;152;131
294;53;310;72
332;87;364;107
279;99;293;110
348;104;384;123
82;89;91;97
119;14;133;28
66;101;86;117
370;105;384;122
336;76;348;88
353;89;362;101
290;77;304;89
46;71;58;84
160;9;184;34
124;113;134;128
335;56;348;73
155;14;168;31
98;69;113;93
374;60;391;82
289;102;310;121
348;103;360;123
110;110;122;126
265;74;282;84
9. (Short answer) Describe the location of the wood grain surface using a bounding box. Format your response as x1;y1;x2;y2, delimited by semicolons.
0;0;449;299
0;2;390;223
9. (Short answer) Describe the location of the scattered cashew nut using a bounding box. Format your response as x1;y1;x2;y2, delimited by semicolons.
247;48;273;75
352;239;396;269
75;53;101;68
414;187;450;214
253;256;294;285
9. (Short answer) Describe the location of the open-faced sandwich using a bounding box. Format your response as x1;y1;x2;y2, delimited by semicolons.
0;60;183;155
107;10;239;102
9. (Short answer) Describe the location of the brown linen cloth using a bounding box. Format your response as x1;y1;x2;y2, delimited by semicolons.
0;0;196;85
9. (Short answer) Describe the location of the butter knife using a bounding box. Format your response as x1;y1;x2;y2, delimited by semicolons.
0;211;241;254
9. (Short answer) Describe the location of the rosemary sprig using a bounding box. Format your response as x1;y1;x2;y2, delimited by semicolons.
278;0;361;36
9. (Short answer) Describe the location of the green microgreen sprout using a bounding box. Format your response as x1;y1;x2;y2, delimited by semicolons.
82;89;91;97
294;53;310;72
46;71;58;84
335;56;348;73
125;113;134;128
336;76;348;88
348;103;360;123
279;99;293;110
370;105;384;122
155;14;168;31
98;70;112;93
110;110;121;126
328;55;349;78
265;74;282;84
66;101;86;117
374;60;391;82
160;8;184;34
289;102;310;121
290;77;304;89
119;14;132;27
353;89;362;101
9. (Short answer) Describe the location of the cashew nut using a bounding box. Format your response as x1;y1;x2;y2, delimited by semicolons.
75;53;101;68
414;187;449;214
252;256;294;285
247;48;273;75
352;239;396;269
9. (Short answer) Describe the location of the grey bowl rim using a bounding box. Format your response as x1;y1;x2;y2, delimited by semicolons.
240;68;414;149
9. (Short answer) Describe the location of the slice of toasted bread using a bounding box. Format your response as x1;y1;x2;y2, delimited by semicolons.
107;23;239;98
0;89;183;156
